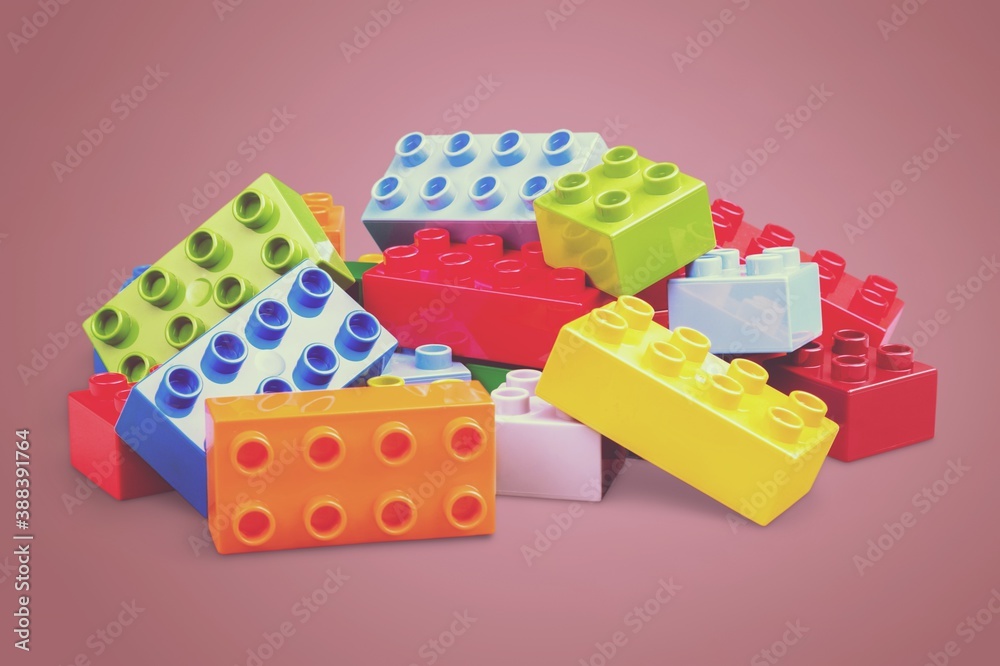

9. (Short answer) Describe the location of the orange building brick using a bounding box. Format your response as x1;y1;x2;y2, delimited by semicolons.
303;192;346;259
205;381;495;554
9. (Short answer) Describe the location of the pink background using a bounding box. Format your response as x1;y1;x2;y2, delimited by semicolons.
4;0;999;663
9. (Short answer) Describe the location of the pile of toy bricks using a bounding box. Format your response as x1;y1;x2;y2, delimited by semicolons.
68;130;938;554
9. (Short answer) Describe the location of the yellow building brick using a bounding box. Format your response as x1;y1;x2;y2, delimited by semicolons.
536;296;838;525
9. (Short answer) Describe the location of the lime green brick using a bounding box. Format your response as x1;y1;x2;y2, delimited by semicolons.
534;146;715;296
86;174;354;381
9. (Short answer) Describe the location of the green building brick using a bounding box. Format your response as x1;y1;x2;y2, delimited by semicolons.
533;146;715;296
345;261;376;305
86;174;354;381
462;359;517;393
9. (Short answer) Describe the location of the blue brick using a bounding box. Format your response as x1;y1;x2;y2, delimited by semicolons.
362;130;608;250
667;247;822;354
383;344;472;384
92;265;150;374
93;349;108;374
115;260;398;515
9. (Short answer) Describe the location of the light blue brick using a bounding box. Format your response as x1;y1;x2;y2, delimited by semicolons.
362;130;608;250
383;344;472;384
115;260;398;516
667;247;822;354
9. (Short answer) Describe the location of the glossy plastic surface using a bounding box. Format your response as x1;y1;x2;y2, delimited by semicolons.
345;260;376;305
67;373;172;500
712;199;904;346
764;330;937;461
115;260;397;516
363;130;608;250
93;264;150;373
464;359;516;393
384;345;472;384
85;174;354;382
205;381;495;554
303;192;346;259
534;147;715;295
667;247;822;353
363;227;613;368
535;296;839;525
493;369;625;501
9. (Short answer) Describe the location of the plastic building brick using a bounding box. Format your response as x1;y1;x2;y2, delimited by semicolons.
205;381;495;554
67;373;172;501
809;249;904;348
635;271;682;313
763;330;937;462
345;261;374;282
368;375;405;387
115;260;397;516
93;264;150;374
533;146;716;296
362;130;608;250
711;198;798;257
463;359;516;393
383;345;471;384
86;174;355;382
345;260;376;305
535;296;839;526
303;192;346;259
357;253;384;263
363;227;614;368
493;369;625;501
93;351;107;374
122;264;152;287
712;199;904;347
667;247;822;354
